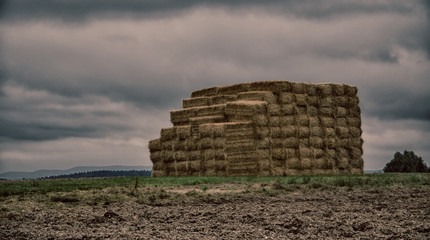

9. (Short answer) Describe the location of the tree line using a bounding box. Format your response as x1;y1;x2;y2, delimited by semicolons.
41;170;152;179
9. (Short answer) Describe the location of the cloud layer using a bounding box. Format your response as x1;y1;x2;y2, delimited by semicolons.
1;0;429;172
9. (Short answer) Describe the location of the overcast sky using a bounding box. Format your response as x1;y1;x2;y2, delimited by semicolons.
0;0;429;172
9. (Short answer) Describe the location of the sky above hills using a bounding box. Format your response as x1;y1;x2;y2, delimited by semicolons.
0;0;429;172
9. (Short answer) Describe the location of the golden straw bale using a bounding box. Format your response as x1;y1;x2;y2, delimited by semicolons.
351;158;364;169
299;138;309;147
320;107;334;117
269;116;281;126
321;117;335;127
256;138;270;149
347;117;361;128
348;96;360;108
349;137;362;147
325;137;336;148
268;104;282;116
148;139;161;152
281;104;296;115
310;137;324;148
150;151;162;162
336;107;348;117
336;118;348;127
310;127;323;137
188;160;201;172
191;86;218;98
255;127;270;139
196;104;226;117
253;114;269;126
151;170;165;177
324;127;336;137
183;97;210;108
258;158;271;171
292;82;307;94
349;106;361;117
336;138;349;148
332;84;345;96
202;149;215;161
272;138;284;148
226;100;267;117
298;126;310;138
284;137;299;148
213;137;225;149
281;126;296;137
336;96;349;107
272;148;285;160
211;123;225;137
217;83;250;95
297;106;307;115
350;127;362;138
176;161;188;172
326;149;336;159
214;149;225;160
174;151;187;162
296;115;310;126
350;147;362;159
320;97;333;108
300;147;312;158
337;147;349;158
188;150;201;161
307;84;317;96
314;157;325;169
199;124;212;138
317;84;332;96
170;108;197;125
161;140;173;151
248;81;292;92
175;140;186;150
225;140;255;152
237;91;277;104
286;157;300;169
295;94;309;106
309;117;319;127
285;148;297;158
327;158;336;169
345;85;358;97
163;150;174;162
309;96;319;107
176;126;191;140
300;158;312;170
273;159;284;168
337;157;350;170
199;137;213;150
313;148;325;158
160;128;177;141
185;139;198;151
351;168;363;175
279;92;294;104
270;126;282;138
280;116;295;125
211;95;237;105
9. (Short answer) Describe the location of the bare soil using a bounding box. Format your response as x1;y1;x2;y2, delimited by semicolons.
1;188;430;239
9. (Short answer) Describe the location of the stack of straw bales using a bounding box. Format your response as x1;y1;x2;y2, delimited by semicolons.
149;80;363;176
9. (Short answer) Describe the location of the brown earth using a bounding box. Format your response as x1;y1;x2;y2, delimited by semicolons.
1;188;430;239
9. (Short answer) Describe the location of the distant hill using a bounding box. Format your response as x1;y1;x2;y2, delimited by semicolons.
41;170;152;179
0;165;152;180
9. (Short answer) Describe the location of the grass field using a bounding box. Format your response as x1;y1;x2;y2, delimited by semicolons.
1;173;429;210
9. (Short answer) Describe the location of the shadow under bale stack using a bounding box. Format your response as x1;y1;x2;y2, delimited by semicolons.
149;81;363;176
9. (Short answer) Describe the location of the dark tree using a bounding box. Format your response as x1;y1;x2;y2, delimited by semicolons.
384;150;428;173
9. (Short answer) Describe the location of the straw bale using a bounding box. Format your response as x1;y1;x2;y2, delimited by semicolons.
256;137;270;149
273;159;284;168
310;127;323;137
279;92;294;104
281;126;296;137
350;147;362;159
199;137;213;150
325;138;336;148
255;127;270;139
148;139;161;152
150;151;162;162
317;84;332;96
321;117;335;127
337;147;349;158
185;139;198;151
336;118;348;127
351;168;363;175
324;127;336;137
237;91;277;104
350;127;361;138
225;140;255;152
271;138;284;148
170;108;197;125
268;104;282;116
217;83;250;95
295;94;309;106
296;115;310;126
299;138;309;147
191;86;218;98
345;85;358;97
285;148;297;159
292;82;307;94
176;161;188;172
272;148;285;160
314;157;325;169
309;117;319;127
269;116;281;126
280;104;296;115
320;107;334;117
313;148;325;158
350;106;361;117
210;95;236;104
284;137;299;148
269;126;282;138
188;160;201;172
310;137;324;148
188;150;201;161
297;106;307;115
212;137;224;149
350;157;364;168
204;159;218;169
226;100;267;116
202;149;215;161
349;137;362;147
348;96;359;107
327;158;336;169
332;84;345;96
309;96;319;107
161;140;173;150
335;96;349;107
300;158;312;170
160;128;177;141
175;140;187;150
151;170;165;177
300;147;312;158
336;107;348;117
176;126;191;140
336;138;349;148
307;84;317;96
249;81;292;92
326;149;336;159
337;157;350;170
298;126;310;138
253;114;269;126
214;149;225;160
199;124;212;138
212;124;225;137
280;116;295;125
174;151;187;162
258;158;271;171
306;106;317;117
320;97;333;108
196;104;225;117
286;157;300;169
163;150;174;162
183;97;210;108
347;117;361;128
